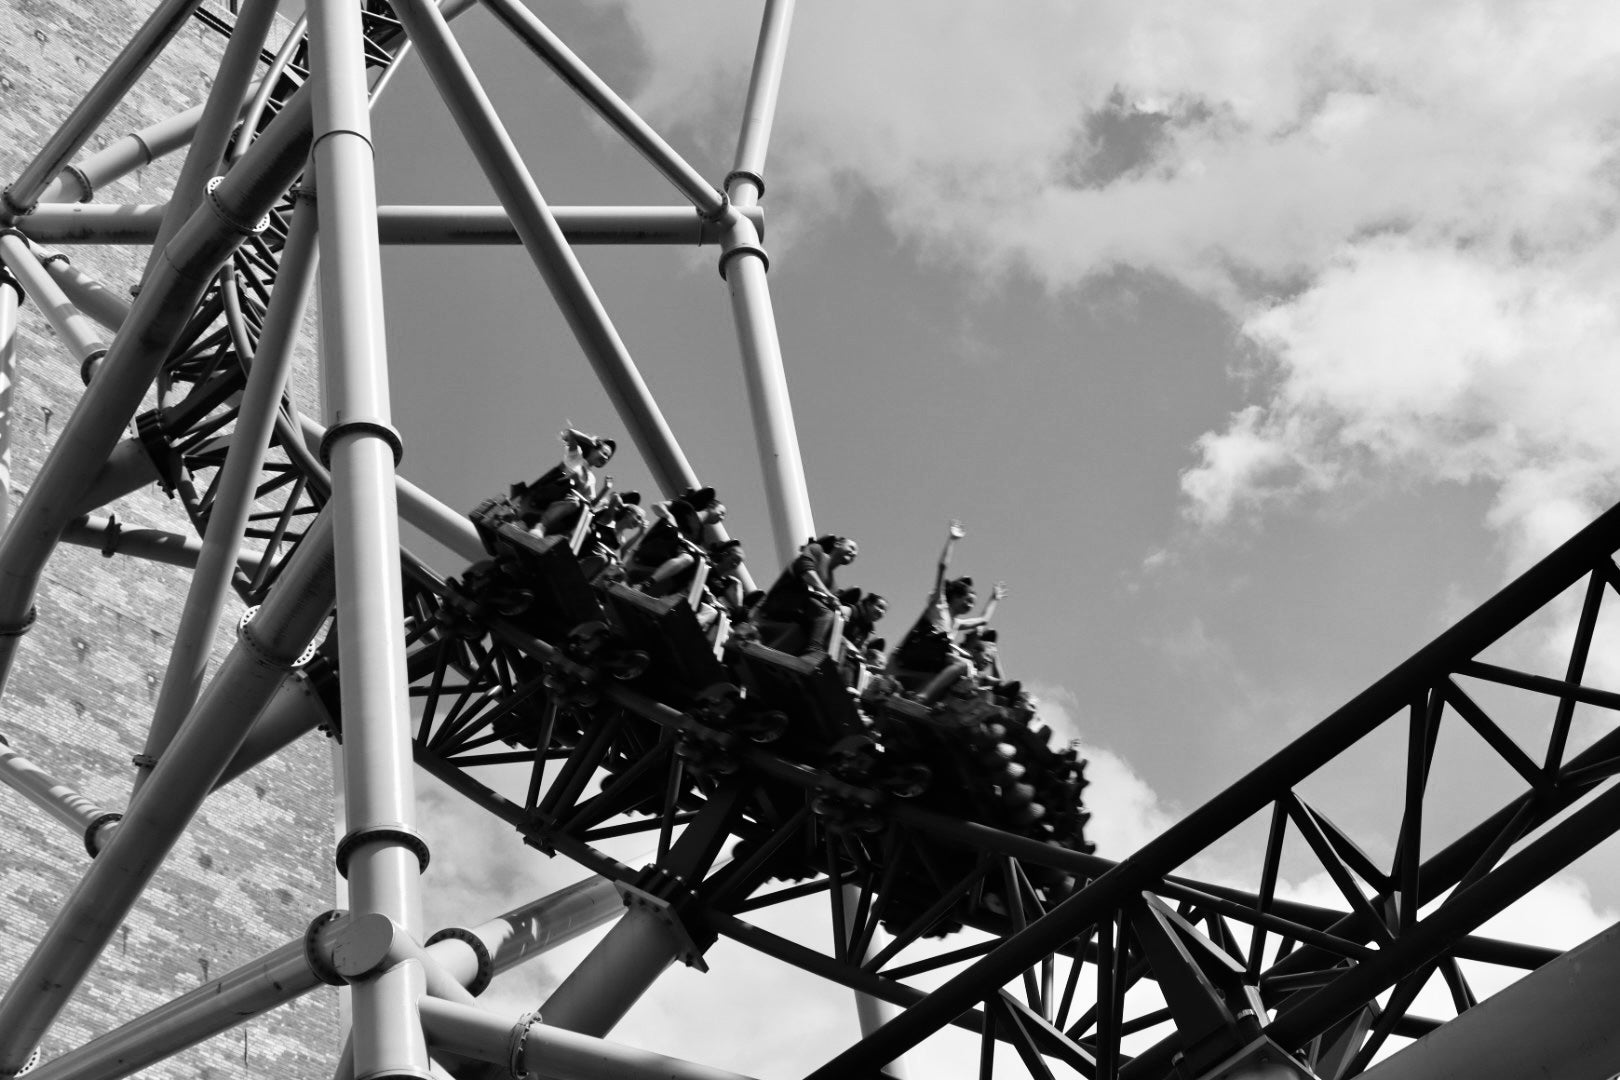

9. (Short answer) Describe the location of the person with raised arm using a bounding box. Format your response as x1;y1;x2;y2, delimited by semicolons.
890;520;1007;702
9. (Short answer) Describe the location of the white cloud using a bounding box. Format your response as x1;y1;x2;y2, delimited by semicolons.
595;0;1620;550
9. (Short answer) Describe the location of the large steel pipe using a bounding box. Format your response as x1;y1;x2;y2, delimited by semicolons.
22;203;763;246
477;0;726;218
0;73;316;707
2;0;206;217
309;0;433;1072
0;510;336;1074
391;0;703;502
133;171;321;796
421;998;762;1080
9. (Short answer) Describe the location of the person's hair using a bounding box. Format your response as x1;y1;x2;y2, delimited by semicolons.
863;592;886;608
837;586;863;605
812;534;845;551
708;539;744;559
945;576;975;601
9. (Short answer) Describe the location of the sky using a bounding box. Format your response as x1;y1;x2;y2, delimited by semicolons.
346;0;1620;1074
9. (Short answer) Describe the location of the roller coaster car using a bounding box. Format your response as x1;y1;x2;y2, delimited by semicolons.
462;501;603;639
729;639;864;755
598;583;729;696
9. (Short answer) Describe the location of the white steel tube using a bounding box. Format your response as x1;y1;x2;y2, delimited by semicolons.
476;0;726;218
2;0;206;217
718;216;812;564
0;75;315;708
420;997;763;1080
37;103;208;205
133;175;321;797
38;252;133;331
730;0;796;204
715;0;814;565
309;0;432;1072
0;510;336;1074
296;413;485;567
142;0;283;274
0;732;109;841
21;204;763;247
0;233;111;378
390;0;704;501
537;904;680;1036
0;271;17;529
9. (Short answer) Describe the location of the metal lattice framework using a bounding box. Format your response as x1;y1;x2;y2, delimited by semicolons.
1;2;1619;1079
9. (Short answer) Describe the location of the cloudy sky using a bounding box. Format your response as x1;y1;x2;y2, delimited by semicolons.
352;0;1620;1074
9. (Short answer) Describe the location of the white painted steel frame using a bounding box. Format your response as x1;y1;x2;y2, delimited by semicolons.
0;0;824;1075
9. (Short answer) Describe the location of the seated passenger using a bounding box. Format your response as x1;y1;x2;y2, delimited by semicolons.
695;539;748;632
577;493;645;581
625;487;727;593
890;521;1004;702
511;427;616;534
756;534;858;659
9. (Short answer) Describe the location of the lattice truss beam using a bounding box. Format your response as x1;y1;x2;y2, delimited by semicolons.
1;2;1619;1079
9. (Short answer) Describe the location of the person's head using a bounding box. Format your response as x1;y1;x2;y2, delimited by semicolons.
587;437;616;468
708;539;745;573
704;501;727;525
860;593;888;621
614;502;646;536
945;575;976;615
814;534;859;566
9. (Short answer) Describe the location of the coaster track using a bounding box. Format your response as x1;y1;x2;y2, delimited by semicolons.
1;3;1617;1079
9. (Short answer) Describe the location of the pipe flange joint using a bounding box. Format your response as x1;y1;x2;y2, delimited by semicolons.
2;185;37;218
508;1009;540;1080
288;183;317;207
15;1047;40;1077
83;811;122;857
425;926;493;997
35;250;70;267
236;608;320;667
717;242;768;281
0;264;20;300
696;188;731;224
318;419;403;468
724;169;765;199
78;348;107;386
304;909;349;986
0;606;37;639
334;823;430;879
205;176;270;236
62;165;93;204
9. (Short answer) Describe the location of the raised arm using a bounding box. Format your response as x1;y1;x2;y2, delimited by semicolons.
931;520;966;600
956;581;1006;631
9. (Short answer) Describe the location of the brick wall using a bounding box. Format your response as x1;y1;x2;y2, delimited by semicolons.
0;1;342;1074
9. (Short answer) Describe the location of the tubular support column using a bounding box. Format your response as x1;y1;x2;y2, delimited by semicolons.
2;0;206;218
0;269;17;529
38;252;133;332
21;913;355;1080
0;233;111;379
36;102;208;205
421;998;763;1080
0;78;315;708
141;0;281;277
133;175;320;797
22;203;764;247
390;0;704;502
297;413;485;565
0;733;113;848
0;510;337;1075
717;209;812;565
719;0;814;565
476;0;726;218
309;0;432;1074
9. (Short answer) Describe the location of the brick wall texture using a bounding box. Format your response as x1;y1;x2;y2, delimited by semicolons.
0;1;343;1074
